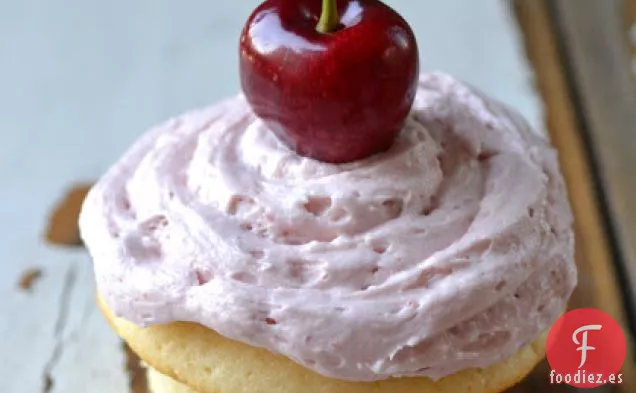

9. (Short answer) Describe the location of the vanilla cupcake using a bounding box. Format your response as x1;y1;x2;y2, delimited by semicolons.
81;72;576;393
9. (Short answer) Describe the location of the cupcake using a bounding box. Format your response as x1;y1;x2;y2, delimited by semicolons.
80;1;577;392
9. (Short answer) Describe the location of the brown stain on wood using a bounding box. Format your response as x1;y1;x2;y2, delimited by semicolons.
17;267;43;292
45;183;93;247
513;0;635;391
123;342;150;393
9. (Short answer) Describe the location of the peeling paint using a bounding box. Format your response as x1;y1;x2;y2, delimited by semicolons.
17;268;43;292
123;343;150;393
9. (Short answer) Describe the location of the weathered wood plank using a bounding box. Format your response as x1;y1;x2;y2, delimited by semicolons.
553;0;636;319
3;254;128;393
514;0;636;391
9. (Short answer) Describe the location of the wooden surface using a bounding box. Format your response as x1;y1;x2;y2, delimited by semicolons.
0;1;547;392
513;0;636;391
554;0;636;323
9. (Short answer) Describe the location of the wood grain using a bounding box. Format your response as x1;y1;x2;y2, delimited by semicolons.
553;0;636;321
513;0;636;391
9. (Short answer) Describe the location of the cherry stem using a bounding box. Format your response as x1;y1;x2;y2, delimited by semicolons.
317;0;339;33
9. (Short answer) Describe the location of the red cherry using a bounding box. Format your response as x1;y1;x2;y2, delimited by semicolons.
239;0;419;163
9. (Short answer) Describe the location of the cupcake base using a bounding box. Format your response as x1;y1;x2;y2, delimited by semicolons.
147;366;198;393
99;296;546;393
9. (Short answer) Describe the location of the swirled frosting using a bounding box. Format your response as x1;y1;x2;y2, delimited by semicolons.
80;73;576;381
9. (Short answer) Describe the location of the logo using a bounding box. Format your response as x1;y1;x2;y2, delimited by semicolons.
546;308;626;388
572;324;602;368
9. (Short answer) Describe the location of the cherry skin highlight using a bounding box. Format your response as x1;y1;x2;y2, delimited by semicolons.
239;0;419;163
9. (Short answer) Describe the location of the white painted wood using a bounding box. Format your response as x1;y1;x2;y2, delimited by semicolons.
0;1;542;392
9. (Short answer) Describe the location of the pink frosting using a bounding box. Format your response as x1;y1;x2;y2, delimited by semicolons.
80;73;576;381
